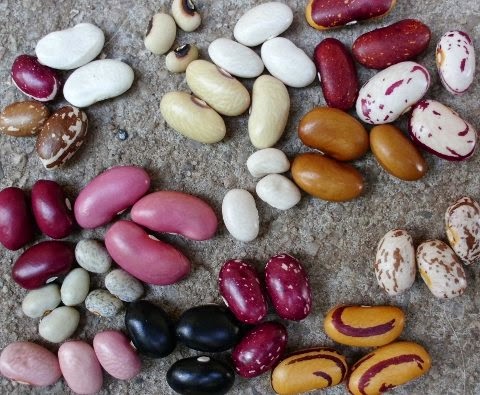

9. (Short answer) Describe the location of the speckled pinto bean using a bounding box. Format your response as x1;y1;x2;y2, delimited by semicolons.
445;196;480;265
31;180;75;239
218;259;268;324
131;191;218;241
105;220;190;285
0;342;62;387
324;305;405;347
0;187;34;250
232;321;287;378
348;341;431;395
306;0;396;30
271;347;348;395
74;165;150;228
265;254;312;321
12;241;74;289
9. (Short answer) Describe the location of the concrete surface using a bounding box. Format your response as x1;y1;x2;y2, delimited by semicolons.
0;0;479;394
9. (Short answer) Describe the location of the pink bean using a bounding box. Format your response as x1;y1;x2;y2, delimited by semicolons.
74;166;150;229
93;330;141;380
58;341;103;394
0;342;61;387
105;220;191;285
131;191;218;241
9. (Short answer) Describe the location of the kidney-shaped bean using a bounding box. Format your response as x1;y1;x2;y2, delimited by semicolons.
0;341;62;387
0;187;34;250
265;254;312;321
131;191;217;240
12;241;74;289
105;220;190;285
219;259;268;324
74;166;150;229
32;180;75;239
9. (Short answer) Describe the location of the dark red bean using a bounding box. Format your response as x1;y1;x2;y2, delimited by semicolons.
12;241;74;289
264;253;312;321
314;38;359;110
32;180;75;239
232;322;287;378
218;259;268;324
0;187;34;250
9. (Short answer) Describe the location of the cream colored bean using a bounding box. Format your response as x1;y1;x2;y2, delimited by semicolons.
186;60;250;116
144;13;176;55
85;289;123;317
249;75;290;148
61;268;90;306
171;0;201;32
160;91;226;144
22;284;61;318
222;189;259;242
38;306;80;343
247;148;290;178
166;44;199;73
256;174;301;210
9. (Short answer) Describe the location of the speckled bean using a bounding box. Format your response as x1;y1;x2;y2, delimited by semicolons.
85;289;123;317
38;306;80;343
0;101;49;137
60;268;90;306
22;284;61;318
75;239;112;273
105;269;144;302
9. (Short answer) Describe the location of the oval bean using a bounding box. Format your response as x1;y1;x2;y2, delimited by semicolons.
171;0;201;32
22;284;61;318
222;189;259;242
0;101;49;137
144;13;176;55
166;44;199;73
38;306;80;343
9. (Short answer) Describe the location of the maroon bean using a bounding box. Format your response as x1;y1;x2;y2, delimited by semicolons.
265;253;312;321
232;322;287;378
0;187;34;250
12;241;74;289
32;180;75;239
218;259;268;324
11;55;61;102
314;38;359;110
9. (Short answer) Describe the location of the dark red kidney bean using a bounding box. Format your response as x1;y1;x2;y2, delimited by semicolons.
176;305;242;352
12;241;74;289
11;55;61;102
167;356;235;395
265;253;312;321
31;180;75;239
314;38;359;110
0;187;34;250
218;259;268;324
232;321;287;378
352;19;432;69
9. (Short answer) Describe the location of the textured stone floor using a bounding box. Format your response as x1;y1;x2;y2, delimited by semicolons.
0;0;479;394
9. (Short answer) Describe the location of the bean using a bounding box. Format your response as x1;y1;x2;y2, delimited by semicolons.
105;220;191;285
105;268;144;302
324;305;405;347
166;44;199;73
85;289;123;317
38;306;80;343
74;165;150;229
222;189;259;242
171;0;201;32
0;101;49;137
22;284;61;318
75;239;112;274
144;13;176;55
246;148;290;178
60;268;90;306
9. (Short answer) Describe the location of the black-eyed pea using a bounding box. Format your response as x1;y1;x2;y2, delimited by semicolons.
416;240;467;299
171;0;201;32
348;341;431;395
165;44;199;73
324;305;405;347
271;347;347;395
144;13;176;55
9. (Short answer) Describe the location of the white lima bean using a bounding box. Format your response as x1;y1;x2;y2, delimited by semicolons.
22;284;61;318
247;148;290;178
256;174;301;210
39;306;80;343
222;189;259;242
61;268;90;306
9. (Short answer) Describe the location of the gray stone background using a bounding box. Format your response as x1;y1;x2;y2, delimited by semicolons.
0;0;479;394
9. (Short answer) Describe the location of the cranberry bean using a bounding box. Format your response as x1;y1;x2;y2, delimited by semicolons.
12;241;74;289
265;254;312;321
232;321;287;378
131;191;218;241
0;342;61;386
74;165;150;229
218;259;268;324
11;55;61;102
93;330;141;380
0;187;34;250
31;180;75;239
58;341;103;394
314;38;359;110
105;220;190;285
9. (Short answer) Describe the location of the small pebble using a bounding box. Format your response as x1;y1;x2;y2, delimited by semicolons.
61;268;90;306
105;269;144;302
116;129;129;141
85;289;123;317
75;239;112;273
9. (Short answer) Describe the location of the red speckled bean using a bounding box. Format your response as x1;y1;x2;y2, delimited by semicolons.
12;241;74;289
105;220;190;285
0;342;61;386
74;165;150;229
11;55;61;102
58;341;103;394
314;38;359;110
218;259;268;324
93;330;141;380
265;253;312;321
131;191;218;241
32;180;75;239
0;187;34;250
232;321;287;378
